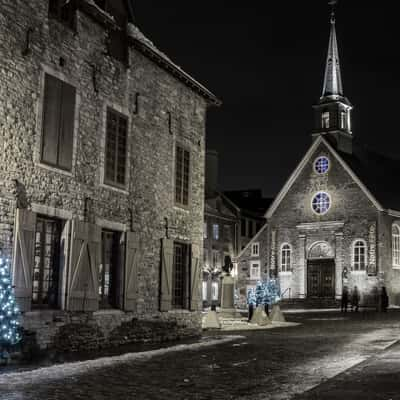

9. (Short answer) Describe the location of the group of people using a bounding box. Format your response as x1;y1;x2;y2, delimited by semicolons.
341;285;389;312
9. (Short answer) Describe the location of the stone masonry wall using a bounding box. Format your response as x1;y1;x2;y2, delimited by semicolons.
0;0;209;351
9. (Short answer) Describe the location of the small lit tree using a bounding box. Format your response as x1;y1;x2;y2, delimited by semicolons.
0;256;21;358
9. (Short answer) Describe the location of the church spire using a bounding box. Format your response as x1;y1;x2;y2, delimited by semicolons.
312;1;353;154
322;2;343;97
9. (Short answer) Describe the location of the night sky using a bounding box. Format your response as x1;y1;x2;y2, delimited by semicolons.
135;2;400;198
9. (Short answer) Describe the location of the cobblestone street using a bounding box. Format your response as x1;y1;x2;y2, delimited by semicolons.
1;310;400;400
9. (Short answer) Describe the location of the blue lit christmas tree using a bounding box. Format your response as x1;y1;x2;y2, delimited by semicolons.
0;257;21;355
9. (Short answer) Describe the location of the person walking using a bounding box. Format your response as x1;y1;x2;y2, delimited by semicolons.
381;286;389;312
341;285;349;312
351;286;360;312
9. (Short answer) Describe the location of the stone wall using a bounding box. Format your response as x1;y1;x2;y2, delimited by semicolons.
0;0;213;351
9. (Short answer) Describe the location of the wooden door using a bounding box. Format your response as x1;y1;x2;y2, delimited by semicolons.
307;259;335;298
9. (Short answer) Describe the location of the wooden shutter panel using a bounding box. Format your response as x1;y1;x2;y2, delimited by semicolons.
124;232;140;311
41;74;61;166
160;238;174;311
59;81;76;170
12;209;36;312
67;220;101;312
190;244;201;311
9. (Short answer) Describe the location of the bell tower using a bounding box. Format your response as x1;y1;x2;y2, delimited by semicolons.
313;1;353;154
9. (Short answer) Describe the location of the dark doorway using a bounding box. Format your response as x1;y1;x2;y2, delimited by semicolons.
99;230;121;309
172;242;190;309
307;259;335;298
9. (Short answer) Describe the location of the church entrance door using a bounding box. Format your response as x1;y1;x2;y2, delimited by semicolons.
307;259;335;298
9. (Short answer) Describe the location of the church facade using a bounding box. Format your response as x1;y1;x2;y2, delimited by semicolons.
235;12;400;308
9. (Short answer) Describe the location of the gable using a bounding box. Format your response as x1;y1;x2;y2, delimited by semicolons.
265;136;383;220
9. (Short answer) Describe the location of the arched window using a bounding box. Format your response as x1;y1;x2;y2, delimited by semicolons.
392;225;400;267
281;244;292;272
352;240;367;271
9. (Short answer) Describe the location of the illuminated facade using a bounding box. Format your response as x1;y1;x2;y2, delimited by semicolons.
236;10;400;308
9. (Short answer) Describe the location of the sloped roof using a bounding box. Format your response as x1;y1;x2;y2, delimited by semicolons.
223;190;273;217
336;143;400;211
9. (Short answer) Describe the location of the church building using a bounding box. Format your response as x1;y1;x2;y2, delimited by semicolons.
235;9;400;308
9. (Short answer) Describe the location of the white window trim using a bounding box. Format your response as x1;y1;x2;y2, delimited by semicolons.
313;156;330;175
35;65;80;177
351;239;368;272
311;191;331;216
392;224;400;268
249;260;261;280
280;243;292;273
99;102;131;194
251;242;260;257
322;111;330;129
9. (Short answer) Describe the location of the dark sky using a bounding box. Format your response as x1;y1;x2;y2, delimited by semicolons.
135;2;400;198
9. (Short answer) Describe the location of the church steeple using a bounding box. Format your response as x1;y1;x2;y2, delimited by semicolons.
313;1;353;154
322;10;343;97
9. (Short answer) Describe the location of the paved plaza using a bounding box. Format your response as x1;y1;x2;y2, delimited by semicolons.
1;310;400;400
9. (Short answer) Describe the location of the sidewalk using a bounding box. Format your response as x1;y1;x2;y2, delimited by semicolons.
293;340;400;400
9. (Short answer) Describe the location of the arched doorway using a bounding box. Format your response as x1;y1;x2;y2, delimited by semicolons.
307;242;335;298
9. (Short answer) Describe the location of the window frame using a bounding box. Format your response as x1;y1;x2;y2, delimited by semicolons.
212;224;219;240
211;281;219;301
352;239;368;272
103;107;129;189
322;111;330;129
280;243;292;273
250;260;261;280
172;241;191;309
393;224;400;268
314;156;330;175
311;191;331;215
251;242;260;257
174;144;191;207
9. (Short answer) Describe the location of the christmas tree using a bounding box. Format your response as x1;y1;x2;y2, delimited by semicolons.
0;257;21;350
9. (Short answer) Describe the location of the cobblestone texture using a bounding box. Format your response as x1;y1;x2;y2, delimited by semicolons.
1;310;399;399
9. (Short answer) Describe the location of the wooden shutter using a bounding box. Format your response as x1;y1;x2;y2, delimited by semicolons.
190;244;201;311
124;232;140;311
59;81;76;170
160;238;174;311
42;74;61;166
67;220;101;312
12;209;36;312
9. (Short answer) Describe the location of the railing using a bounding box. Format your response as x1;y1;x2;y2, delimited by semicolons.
281;287;291;300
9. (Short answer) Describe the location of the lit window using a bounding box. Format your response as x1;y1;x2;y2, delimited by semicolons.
213;224;219;240
203;222;207;239
211;282;219;301
393;225;400;267
314;156;330;174
341;111;347;130
322;111;330;129
251;243;260;257
281;244;291;272
352;240;367;271
250;261;260;280
312;192;331;215
202;281;208;301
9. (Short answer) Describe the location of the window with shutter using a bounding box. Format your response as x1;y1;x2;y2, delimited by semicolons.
104;108;128;187
172;242;190;309
175;145;190;206
41;74;76;171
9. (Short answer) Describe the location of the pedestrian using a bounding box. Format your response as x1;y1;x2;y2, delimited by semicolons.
381;286;389;312
351;286;360;312
341;285;349;312
247;288;255;322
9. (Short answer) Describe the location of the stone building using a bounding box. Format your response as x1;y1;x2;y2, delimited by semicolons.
203;150;238;307
236;10;400;308
0;0;219;351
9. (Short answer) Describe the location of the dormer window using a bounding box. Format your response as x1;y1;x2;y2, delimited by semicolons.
49;0;76;30
322;112;330;129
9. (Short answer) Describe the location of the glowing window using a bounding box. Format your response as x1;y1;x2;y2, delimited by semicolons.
312;192;331;215
353;240;367;271
314;156;330;174
281;244;292;272
392;225;400;267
